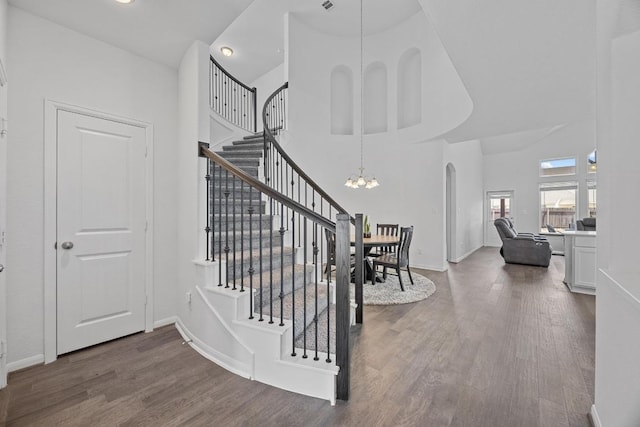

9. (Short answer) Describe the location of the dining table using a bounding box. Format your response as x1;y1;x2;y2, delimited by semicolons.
347;233;400;325
350;234;400;283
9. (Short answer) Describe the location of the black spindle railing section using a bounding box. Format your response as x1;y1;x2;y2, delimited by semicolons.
210;55;257;132
199;143;358;401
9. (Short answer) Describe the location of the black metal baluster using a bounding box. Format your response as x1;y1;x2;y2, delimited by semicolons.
303;217;308;359
240;180;245;293
269;196;274;324
326;226;332;363
210;161;215;262
279;203;285;326
224;171;230;288
248;187;254;319
259;191;264;322
313;223;319;361
232;175;237;290
218;164;223;287
205;159;211;261
297;175;301;247
291;212;296;357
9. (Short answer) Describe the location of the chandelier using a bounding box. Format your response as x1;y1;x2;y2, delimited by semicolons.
344;0;379;190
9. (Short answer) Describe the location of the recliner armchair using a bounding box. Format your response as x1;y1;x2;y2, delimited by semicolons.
576;217;596;231
494;218;552;267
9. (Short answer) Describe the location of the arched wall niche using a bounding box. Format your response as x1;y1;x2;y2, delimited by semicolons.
397;47;422;129
363;61;388;134
330;65;354;135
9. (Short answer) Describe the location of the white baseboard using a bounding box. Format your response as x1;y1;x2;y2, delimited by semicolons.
590;405;602;427
154;316;177;329
174;319;252;380
412;263;447;272
451;245;482;264
8;354;44;372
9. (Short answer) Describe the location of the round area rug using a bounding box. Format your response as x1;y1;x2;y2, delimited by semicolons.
351;270;436;305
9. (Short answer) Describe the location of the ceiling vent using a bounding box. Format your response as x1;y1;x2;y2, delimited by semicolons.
321;1;335;11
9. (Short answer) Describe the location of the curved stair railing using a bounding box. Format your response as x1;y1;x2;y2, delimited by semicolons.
199;141;359;401
209;55;257;132
262;82;365;332
262;83;353;225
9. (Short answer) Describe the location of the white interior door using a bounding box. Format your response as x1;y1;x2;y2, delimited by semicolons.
0;67;8;387
485;191;514;247
57;110;147;355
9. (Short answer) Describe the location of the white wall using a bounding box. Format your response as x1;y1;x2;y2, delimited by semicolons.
0;0;6;65
284;11;477;270
483;121;596;242
176;40;210;339
6;7;178;365
0;0;8;388
444;140;484;262
592;22;640;427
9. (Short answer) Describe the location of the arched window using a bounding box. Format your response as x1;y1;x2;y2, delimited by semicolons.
397;48;422;129
330;65;354;135
363;61;387;134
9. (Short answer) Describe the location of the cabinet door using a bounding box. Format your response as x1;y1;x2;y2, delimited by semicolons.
574;246;596;289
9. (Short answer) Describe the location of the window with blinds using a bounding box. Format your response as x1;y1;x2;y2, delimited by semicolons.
540;181;578;232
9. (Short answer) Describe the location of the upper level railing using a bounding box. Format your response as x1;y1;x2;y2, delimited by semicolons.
209;55;257;132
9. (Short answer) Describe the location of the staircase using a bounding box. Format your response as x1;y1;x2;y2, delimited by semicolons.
190;79;354;403
212;133;334;353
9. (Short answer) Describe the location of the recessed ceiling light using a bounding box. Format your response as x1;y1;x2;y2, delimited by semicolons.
115;0;135;4
221;46;234;57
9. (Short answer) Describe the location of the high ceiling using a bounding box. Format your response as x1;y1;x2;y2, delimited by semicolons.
8;0;598;148
211;0;423;84
420;0;596;144
8;0;254;69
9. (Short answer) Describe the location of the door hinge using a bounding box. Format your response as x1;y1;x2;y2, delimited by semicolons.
0;340;6;359
145;220;148;232
0;230;5;247
145;143;148;158
145;295;148;306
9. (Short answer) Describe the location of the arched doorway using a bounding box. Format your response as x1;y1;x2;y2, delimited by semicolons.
446;163;457;263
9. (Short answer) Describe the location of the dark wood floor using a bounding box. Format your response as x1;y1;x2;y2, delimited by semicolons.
0;247;595;426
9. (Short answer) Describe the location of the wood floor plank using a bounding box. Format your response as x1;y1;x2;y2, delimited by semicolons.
0;249;595;426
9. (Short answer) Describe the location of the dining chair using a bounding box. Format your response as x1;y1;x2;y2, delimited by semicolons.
324;228;356;275
372;226;414;291
370;223;399;257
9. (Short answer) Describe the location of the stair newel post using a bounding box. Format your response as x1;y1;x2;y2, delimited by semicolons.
302;217;308;359
252;86;257;133
355;213;364;324
210;160;215;262
290;209;296;357
248;187;254;320
336;213;352;401
313;222;319;361
224;171;231;288
279;203;285;326
232;174;237;290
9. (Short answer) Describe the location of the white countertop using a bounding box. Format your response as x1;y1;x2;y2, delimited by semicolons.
562;231;597;236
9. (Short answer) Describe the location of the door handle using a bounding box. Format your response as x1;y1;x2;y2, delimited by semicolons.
61;241;74;250
0;264;4;273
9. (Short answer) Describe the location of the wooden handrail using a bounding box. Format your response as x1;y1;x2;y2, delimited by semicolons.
199;143;336;232
210;55;257;94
